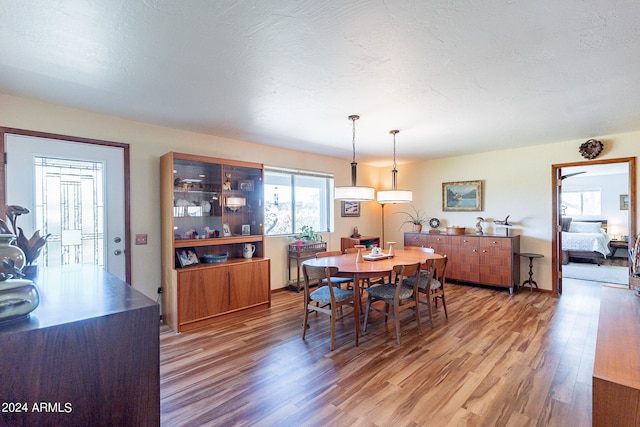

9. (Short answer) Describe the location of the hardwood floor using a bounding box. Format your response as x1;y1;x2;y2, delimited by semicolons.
160;279;601;426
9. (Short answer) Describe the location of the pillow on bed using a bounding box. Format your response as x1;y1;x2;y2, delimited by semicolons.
568;221;602;233
561;217;572;231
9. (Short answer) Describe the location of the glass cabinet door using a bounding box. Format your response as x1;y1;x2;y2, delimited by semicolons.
173;160;223;240
221;164;263;236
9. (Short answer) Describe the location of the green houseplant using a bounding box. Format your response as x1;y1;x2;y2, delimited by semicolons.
396;205;428;232
0;205;50;277
295;225;322;243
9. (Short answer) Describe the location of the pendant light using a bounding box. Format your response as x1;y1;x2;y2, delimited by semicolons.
334;115;375;201
376;130;413;204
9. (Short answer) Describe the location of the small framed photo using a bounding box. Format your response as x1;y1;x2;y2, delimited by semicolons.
239;180;254;191
176;247;199;268
442;180;483;212
223;223;232;237
341;201;360;217
620;194;629;210
241;224;250;235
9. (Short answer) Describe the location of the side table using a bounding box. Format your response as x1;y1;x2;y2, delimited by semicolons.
609;240;628;258
519;253;544;293
287;241;327;292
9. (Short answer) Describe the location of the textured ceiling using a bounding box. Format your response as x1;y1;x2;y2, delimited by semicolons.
1;1;640;165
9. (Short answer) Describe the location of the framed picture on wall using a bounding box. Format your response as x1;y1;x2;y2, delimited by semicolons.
620;194;629;210
442;180;483;212
341;201;360;217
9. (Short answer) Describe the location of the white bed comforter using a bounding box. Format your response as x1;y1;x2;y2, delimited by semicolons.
561;231;611;257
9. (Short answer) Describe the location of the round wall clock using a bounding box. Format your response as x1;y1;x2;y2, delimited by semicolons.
579;139;603;159
429;218;440;229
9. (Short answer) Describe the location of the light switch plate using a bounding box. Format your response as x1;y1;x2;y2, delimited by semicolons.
135;234;148;245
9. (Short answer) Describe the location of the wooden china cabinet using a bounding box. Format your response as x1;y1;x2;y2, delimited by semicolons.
161;152;270;332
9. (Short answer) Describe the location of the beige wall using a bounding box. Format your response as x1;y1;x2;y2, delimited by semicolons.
383;137;640;291
2;93;639;296
0;94;381;298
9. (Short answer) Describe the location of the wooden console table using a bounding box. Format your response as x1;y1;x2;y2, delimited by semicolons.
287;241;327;291
0;266;159;427
593;286;640;426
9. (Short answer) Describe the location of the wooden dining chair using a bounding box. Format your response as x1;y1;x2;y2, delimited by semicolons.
302;264;358;351
315;251;353;289
403;255;449;325
362;262;423;345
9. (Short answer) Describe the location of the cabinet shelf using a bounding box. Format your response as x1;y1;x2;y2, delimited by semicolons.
174;234;263;248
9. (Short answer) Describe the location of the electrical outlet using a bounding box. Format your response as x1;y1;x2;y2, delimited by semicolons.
135;234;148;245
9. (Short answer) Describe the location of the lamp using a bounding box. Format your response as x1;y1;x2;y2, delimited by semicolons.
225;196;246;211
334;115;375;201
377;130;412;246
376;130;413;204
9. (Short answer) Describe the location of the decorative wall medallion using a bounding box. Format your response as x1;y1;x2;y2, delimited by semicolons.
429;218;440;229
579;139;603;159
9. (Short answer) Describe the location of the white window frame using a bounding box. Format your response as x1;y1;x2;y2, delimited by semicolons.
264;166;334;236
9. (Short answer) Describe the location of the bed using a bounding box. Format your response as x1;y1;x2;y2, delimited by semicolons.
561;219;611;265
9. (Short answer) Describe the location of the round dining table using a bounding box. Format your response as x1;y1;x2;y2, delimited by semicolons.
302;249;443;345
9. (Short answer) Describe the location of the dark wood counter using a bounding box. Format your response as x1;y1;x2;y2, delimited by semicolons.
593;285;640;426
0;266;160;427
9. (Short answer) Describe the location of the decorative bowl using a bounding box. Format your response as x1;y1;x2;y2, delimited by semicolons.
447;226;466;235
200;252;228;264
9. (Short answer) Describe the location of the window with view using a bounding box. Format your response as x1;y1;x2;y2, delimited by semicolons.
562;189;601;216
264;167;333;236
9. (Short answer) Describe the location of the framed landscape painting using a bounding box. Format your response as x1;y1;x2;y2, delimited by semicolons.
442;180;483;212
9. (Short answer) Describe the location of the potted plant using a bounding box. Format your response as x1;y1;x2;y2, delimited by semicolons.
396;205;428;232
295;225;322;243
0;205;50;278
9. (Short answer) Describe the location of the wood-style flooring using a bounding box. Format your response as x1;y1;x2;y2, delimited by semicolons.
160;278;601;426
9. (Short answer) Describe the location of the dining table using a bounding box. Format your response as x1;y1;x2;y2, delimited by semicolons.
302;248;444;345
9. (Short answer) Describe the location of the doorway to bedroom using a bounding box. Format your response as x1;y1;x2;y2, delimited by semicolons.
552;157;636;295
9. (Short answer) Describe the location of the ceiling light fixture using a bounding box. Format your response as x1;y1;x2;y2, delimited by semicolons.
377;130;413;204
334;115;375;201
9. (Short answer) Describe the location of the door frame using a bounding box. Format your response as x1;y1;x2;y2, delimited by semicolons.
551;157;636;295
0;127;132;284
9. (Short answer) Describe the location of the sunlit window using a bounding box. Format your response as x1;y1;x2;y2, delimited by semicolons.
264;167;333;236
562;189;601;216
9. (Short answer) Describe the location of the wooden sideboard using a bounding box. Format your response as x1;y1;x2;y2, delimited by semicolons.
593;286;640;426
0;266;160;427
405;232;520;293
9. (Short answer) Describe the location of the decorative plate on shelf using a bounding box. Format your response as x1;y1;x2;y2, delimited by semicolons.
579;139;603;159
429;218;440;229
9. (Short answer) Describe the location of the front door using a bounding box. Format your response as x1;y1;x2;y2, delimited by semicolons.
5;132;128;282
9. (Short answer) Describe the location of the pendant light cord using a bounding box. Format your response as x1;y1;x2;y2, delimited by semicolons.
348;115;360;186
390;129;399;190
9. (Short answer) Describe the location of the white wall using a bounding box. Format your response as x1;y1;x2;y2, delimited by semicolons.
2;93;639;295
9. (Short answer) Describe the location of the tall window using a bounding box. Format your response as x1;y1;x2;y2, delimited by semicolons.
264;167;333;236
562;189;601;216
